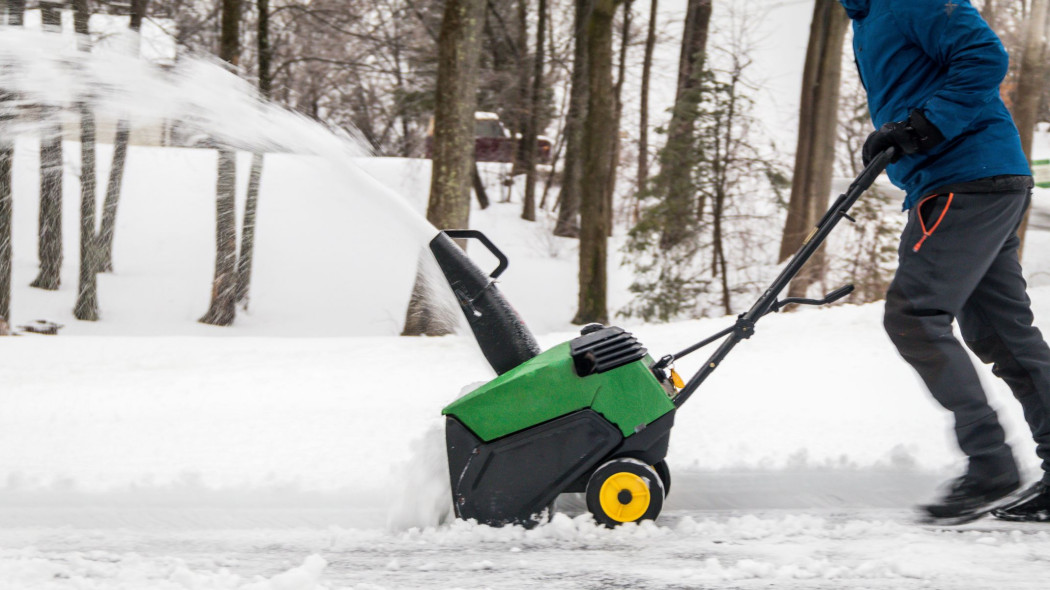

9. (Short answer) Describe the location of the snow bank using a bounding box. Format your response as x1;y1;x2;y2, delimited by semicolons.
4;288;1050;506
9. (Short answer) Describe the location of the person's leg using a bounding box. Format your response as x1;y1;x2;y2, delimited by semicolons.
885;191;1024;486
957;192;1050;522
959;231;1050;485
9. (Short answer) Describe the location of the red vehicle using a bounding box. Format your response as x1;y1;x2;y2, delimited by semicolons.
426;112;551;164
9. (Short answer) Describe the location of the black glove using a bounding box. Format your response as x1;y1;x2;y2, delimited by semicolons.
862;109;945;166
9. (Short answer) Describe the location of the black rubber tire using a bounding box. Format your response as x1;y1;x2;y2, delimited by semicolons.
585;457;665;528
653;460;671;498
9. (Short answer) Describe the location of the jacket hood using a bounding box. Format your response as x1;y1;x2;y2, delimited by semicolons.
840;0;869;19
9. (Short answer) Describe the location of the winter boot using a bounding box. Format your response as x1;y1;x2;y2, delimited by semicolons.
991;482;1050;522
919;474;1021;525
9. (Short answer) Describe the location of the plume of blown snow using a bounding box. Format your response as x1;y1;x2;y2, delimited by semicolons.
385;420;455;531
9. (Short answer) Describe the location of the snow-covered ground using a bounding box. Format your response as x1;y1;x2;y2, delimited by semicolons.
3;147;1050;586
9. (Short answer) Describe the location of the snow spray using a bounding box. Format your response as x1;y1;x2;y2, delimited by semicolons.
385;420;456;530
0;26;468;334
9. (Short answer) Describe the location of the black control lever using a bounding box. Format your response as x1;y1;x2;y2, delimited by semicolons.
774;284;855;311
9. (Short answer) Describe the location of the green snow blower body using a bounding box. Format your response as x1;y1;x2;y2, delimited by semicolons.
431;150;898;528
431;231;677;528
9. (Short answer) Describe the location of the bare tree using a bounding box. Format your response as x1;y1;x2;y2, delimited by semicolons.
521;0;548;221
512;0;530;170
553;0;591;238
403;0;486;336
0;127;10;332
654;0;712;251
0;0;24;333
778;0;848;299
636;0;657;197
31;2;64;291
73;0;100;321
200;0;243;326
606;0;632;233
234;0;272;307
831;73;898;304
573;0;623;325
97;0;151;274
1012;0;1049;260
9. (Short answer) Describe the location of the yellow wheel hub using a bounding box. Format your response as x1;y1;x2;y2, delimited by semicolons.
598;472;651;522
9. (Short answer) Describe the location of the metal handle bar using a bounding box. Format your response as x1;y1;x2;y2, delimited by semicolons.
669;147;896;408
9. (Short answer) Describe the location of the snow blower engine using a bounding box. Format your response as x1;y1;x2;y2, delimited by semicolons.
431;150;896;528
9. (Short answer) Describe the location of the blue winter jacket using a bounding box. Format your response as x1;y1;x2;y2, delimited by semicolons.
840;0;1030;209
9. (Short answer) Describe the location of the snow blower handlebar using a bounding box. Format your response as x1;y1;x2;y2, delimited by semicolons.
661;147;897;408
442;229;510;279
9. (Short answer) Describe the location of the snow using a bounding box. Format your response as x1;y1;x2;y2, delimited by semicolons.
4;288;1048;494
4;12;1050;590
18;8;178;65
5;268;1050;586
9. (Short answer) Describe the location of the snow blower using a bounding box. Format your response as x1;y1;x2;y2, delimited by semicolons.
432;149;896;528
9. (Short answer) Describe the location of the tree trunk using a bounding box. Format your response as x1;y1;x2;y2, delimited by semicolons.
5;1;26;27
780;0;848;299
0;146;10;330
521;0;548;221
234;152;263;307
655;0;712;250
0;124;10;330
573;0;622;325
31;2;64;291
1012;0;1048;261
200;149;238;325
200;0;243;326
512;0;531;172
402;0;485;336
219;0;243;68
605;0;631;234
981;0;998;31
234;0;272;308
553;0;591;238
96;120;129;273
472;159;490;208
0;0;25;329
637;0;657;198
73;0;99;321
257;0;272;99
96;0;149;274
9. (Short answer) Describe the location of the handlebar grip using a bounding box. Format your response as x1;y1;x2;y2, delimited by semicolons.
823;284;855;304
441;229;510;279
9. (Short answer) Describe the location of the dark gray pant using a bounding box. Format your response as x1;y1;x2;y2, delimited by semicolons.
884;182;1050;484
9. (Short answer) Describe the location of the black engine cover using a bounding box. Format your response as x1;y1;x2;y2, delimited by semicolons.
446;410;622;527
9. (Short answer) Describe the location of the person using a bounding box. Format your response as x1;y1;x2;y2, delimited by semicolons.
841;0;1050;523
